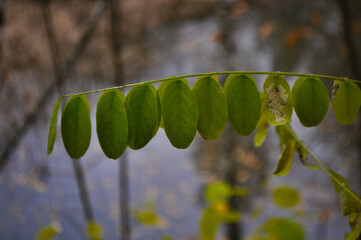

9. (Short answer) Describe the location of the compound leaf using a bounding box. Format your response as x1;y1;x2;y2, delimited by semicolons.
96;90;128;159
293;77;329;127
61;95;91;159
192;75;227;140
331;81;361;126
225;74;261;136
47;97;62;155
263;74;293;126
125;84;159;150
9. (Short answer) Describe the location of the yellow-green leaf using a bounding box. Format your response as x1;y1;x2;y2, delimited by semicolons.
125;84;159;150
273;139;296;176
254;92;269;147
158;78;189;128
192;75;227;140
205;182;232;204
36;226;58;240
87;221;102;240
162;80;198;149
263;74;293;126
61;95;91;159
292;77;329;127
225;74;261;136
200;207;220;240
136;211;158;225
47;97;62;155
96;90;128;159
260;218;305;240
272;186;300;208
331;80;361;125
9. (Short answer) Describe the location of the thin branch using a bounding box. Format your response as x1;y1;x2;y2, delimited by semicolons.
0;0;107;171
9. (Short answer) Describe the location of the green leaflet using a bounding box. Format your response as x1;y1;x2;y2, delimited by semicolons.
96;90;128;159
36;226;58;240
125;84;159;150
47;97;62;155
263;74;293;126
87;221;102;240
254;218;305;240
61;95;91;159
205;182;232;204
272;186;300;208
292;77;329;127
225;74;261;136
254;92;269;147
135;211;159;225
328;169;361;216
158;77;189;128
192;75;227;140
200;207;220;240
162;79;198;149
273;138;296;176
331;80;361;125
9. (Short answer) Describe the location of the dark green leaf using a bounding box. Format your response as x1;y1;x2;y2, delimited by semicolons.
158;78;189;128
292;77;329;127
96;90;128;159
263;74;293;126
200;207;220;240
37;226;58;240
328;169;361;216
61;95;91;159
254;92;269;147
162;79;198;149
272;186;300;208
273;139;296;176
87;221;102;240
47;97;62;155
331;81;361;125
192;75;227;140
225;74;261;136
125;84;159;150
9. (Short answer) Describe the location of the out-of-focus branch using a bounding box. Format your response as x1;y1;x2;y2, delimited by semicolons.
0;0;106;171
0;0;5;93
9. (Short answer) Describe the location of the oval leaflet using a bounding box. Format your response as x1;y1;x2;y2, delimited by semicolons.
96;90;128;159
61;95;91;159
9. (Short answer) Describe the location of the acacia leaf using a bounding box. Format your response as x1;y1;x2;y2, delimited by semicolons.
87;221;102;240
263;74;293;126
158;78;189;128
328;169;361;216
61;95;91;159
272;186;300;208
36;226;58;240
254;92;269;147
273;139;296;176
96;90;128;159
293;77;329;127
125;84;159;150
192;75;227;140
331;81;361;126
225;74;261;136
136;211;158;225
47;97;62;155
162;79;198;149
259;218;305;240
200;207;220;240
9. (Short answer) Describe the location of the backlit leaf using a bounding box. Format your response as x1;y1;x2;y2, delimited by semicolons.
254;92;269;147
328;169;361;216
272;186;300;208
263;74;293;126
293;77;329;127
158;77;189;128
47;97;62;155
273;139;296;176
162;79;198;149
200;207;220;240
125;84;159;150
96;90;128;159
87;221;102;240
331;80;361;125
192;75;227;140
225;74;261;136
37;226;58;240
61;95;91;159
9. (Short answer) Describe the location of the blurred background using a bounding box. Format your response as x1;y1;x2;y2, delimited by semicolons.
0;0;361;239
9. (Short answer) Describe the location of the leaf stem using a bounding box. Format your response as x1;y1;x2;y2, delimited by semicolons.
61;71;361;98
